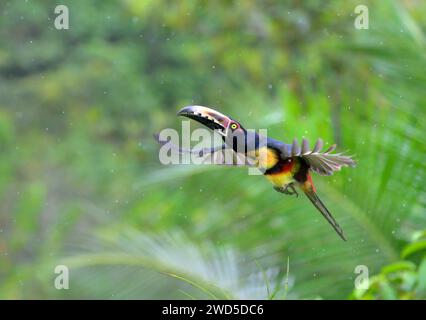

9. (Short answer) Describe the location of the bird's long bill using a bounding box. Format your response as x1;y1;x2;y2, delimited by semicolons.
303;188;347;241
177;106;232;137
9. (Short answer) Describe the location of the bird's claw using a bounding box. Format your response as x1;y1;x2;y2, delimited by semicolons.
274;184;299;197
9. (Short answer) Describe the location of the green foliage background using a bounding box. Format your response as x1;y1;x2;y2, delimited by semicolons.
0;0;425;299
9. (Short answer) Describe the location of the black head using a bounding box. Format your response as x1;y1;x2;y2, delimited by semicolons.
177;105;248;153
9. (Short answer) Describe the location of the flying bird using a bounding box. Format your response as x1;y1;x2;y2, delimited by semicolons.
156;106;356;240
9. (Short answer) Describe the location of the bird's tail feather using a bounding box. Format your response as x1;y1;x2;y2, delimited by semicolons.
302;182;346;241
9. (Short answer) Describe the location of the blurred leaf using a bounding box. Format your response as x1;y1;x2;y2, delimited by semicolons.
417;258;426;294
62;229;290;300
401;241;426;259
381;261;416;275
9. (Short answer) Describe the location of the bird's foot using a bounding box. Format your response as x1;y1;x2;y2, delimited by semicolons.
273;184;299;197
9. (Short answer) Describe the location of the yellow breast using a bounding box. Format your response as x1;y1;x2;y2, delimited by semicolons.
247;147;280;171
247;147;295;187
266;171;294;187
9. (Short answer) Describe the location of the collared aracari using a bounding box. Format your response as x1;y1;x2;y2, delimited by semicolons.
157;106;356;240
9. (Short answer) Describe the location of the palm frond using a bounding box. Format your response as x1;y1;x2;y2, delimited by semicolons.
62;229;291;299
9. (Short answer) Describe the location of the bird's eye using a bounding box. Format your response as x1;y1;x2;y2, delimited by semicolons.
230;123;238;130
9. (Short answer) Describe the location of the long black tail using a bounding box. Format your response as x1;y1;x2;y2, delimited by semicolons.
303;188;346;241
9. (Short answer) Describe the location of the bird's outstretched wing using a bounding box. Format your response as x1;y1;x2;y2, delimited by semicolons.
277;138;356;176
153;134;256;167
